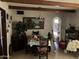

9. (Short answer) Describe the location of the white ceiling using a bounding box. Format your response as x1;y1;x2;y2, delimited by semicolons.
45;0;79;4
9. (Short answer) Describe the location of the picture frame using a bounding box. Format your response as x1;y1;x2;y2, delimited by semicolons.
23;17;44;29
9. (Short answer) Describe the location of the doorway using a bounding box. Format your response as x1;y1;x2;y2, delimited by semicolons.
0;8;7;59
53;17;61;50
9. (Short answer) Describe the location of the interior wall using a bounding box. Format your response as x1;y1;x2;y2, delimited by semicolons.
11;9;77;39
74;10;79;27
11;10;59;36
61;12;77;40
69;10;79;28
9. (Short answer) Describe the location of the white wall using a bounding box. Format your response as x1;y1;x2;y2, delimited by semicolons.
11;10;59;36
74;10;79;27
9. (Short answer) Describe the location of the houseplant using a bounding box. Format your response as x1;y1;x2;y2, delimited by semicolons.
11;21;27;51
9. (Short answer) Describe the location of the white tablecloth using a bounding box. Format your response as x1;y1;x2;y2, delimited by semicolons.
28;40;39;47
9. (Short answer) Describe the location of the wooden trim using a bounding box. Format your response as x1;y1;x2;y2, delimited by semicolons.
2;0;79;8
9;6;76;12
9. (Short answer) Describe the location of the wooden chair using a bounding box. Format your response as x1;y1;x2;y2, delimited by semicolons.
37;38;48;59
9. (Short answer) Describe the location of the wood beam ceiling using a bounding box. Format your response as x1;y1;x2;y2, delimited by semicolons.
9;6;76;13
2;0;79;8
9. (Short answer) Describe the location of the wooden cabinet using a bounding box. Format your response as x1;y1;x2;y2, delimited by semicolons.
65;27;79;40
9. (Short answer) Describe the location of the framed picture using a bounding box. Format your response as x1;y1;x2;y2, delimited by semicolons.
23;17;44;29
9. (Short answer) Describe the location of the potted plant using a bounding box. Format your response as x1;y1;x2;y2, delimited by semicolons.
11;21;27;51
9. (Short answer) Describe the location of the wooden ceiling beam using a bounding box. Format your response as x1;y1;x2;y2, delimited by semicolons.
2;0;79;8
9;6;76;12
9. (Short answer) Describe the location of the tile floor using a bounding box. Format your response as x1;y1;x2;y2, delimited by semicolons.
10;50;78;59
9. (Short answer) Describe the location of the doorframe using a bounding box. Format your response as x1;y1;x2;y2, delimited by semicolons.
0;8;7;59
53;16;61;50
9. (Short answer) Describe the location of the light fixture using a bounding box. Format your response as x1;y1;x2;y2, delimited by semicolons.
54;17;59;24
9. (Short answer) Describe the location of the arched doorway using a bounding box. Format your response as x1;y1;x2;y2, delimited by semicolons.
53;17;61;50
